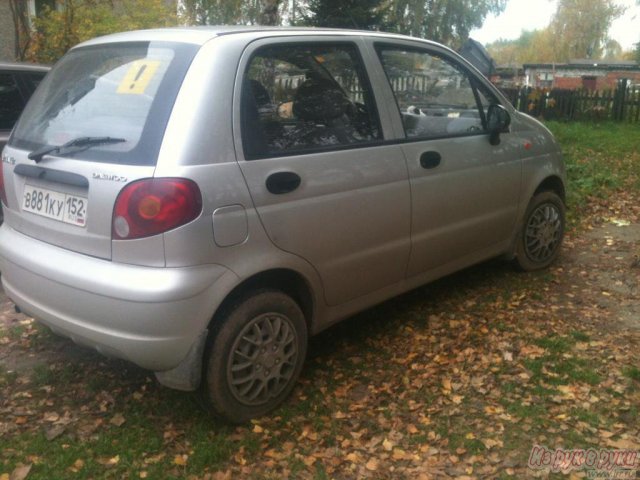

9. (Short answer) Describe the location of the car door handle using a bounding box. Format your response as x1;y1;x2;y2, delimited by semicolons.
266;171;301;195
419;151;441;169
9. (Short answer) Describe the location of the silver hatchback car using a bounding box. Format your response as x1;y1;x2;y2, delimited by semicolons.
0;27;565;423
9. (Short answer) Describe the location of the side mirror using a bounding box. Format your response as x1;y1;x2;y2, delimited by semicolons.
487;104;511;146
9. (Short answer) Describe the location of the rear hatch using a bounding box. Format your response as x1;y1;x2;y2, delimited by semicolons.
2;40;198;260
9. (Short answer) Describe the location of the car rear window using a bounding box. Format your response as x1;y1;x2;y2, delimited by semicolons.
10;41;198;165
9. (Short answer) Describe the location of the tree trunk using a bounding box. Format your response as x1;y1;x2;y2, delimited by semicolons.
258;0;281;25
9;0;31;60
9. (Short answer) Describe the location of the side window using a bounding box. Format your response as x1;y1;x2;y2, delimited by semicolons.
24;72;47;92
377;47;496;140
241;43;381;159
0;73;25;130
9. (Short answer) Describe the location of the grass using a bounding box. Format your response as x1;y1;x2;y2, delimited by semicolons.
546;121;640;224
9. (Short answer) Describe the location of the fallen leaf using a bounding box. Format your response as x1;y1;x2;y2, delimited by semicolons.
110;414;126;427
442;378;452;393
606;438;640;450
383;438;394;451
43;412;59;423
10;465;31;480
144;453;166;465
173;454;188;466
45;425;65;441
365;458;379;471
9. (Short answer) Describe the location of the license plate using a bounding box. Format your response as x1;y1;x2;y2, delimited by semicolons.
23;185;87;227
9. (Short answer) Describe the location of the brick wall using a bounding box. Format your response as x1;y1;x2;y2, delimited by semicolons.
554;77;583;89
0;0;17;61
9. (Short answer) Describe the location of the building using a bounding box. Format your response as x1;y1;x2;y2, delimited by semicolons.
1;1;58;61
524;60;640;90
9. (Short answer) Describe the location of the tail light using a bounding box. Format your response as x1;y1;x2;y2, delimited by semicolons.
112;178;202;240
0;162;7;206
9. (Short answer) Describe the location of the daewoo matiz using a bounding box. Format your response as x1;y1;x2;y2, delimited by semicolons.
0;27;565;423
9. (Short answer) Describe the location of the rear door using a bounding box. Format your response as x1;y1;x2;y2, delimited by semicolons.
234;37;411;306
2;41;197;261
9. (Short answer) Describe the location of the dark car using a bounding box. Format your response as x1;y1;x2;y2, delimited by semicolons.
0;62;49;222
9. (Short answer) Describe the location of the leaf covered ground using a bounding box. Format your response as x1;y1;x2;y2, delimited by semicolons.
1;122;639;479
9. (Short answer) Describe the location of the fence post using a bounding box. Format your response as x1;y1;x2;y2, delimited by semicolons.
612;79;628;121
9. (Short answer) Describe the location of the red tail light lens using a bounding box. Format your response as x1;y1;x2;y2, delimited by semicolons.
0;162;7;206
112;178;202;240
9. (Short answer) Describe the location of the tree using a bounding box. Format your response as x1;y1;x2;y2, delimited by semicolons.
179;0;286;25
179;0;243;24
487;0;627;64
303;0;386;30
549;0;625;59
8;0;31;60
383;0;507;47
27;0;178;64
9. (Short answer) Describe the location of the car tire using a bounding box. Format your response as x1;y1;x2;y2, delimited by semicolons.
515;191;565;271
203;289;307;424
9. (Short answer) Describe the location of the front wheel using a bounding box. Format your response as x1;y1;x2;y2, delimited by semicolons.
515;191;565;271
203;290;307;423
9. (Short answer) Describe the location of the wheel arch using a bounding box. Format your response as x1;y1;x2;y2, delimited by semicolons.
533;175;566;203
209;268;315;333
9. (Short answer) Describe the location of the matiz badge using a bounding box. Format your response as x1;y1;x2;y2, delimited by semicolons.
92;173;128;182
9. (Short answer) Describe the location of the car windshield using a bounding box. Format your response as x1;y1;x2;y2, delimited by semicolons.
10;41;198;165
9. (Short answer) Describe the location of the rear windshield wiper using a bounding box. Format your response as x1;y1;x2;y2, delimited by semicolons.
28;136;126;163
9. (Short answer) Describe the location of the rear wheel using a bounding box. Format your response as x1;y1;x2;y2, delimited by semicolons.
203;290;307;423
515;191;565;271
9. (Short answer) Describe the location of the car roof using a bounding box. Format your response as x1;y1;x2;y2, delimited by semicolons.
76;26;443;50
0;61;50;72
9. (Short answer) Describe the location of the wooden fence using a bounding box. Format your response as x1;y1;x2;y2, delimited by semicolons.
500;79;640;123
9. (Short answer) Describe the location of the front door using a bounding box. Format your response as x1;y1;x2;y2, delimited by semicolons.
235;38;411;306
373;43;522;277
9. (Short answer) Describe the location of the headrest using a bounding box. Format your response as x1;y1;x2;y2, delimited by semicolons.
249;79;271;107
292;78;350;122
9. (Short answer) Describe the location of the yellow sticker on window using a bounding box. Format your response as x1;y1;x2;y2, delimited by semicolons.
117;60;161;95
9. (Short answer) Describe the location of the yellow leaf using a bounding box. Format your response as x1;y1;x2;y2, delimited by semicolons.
452;395;464;405
382;438;394;451
143;453;165;465
252;425;263;433
365;458;379;471
442;378;452;392
407;424;419;434
69;459;84;472
44;412;60;422
0;474;9;480
139;472;148;479
392;448;407;460
173;454;188;466
465;432;476;440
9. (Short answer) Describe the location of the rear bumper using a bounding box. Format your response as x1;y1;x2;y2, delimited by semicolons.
0;225;237;371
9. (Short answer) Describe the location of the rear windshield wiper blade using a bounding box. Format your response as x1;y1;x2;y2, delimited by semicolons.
28;136;126;163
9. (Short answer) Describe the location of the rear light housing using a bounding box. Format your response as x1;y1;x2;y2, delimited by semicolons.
112;178;202;240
